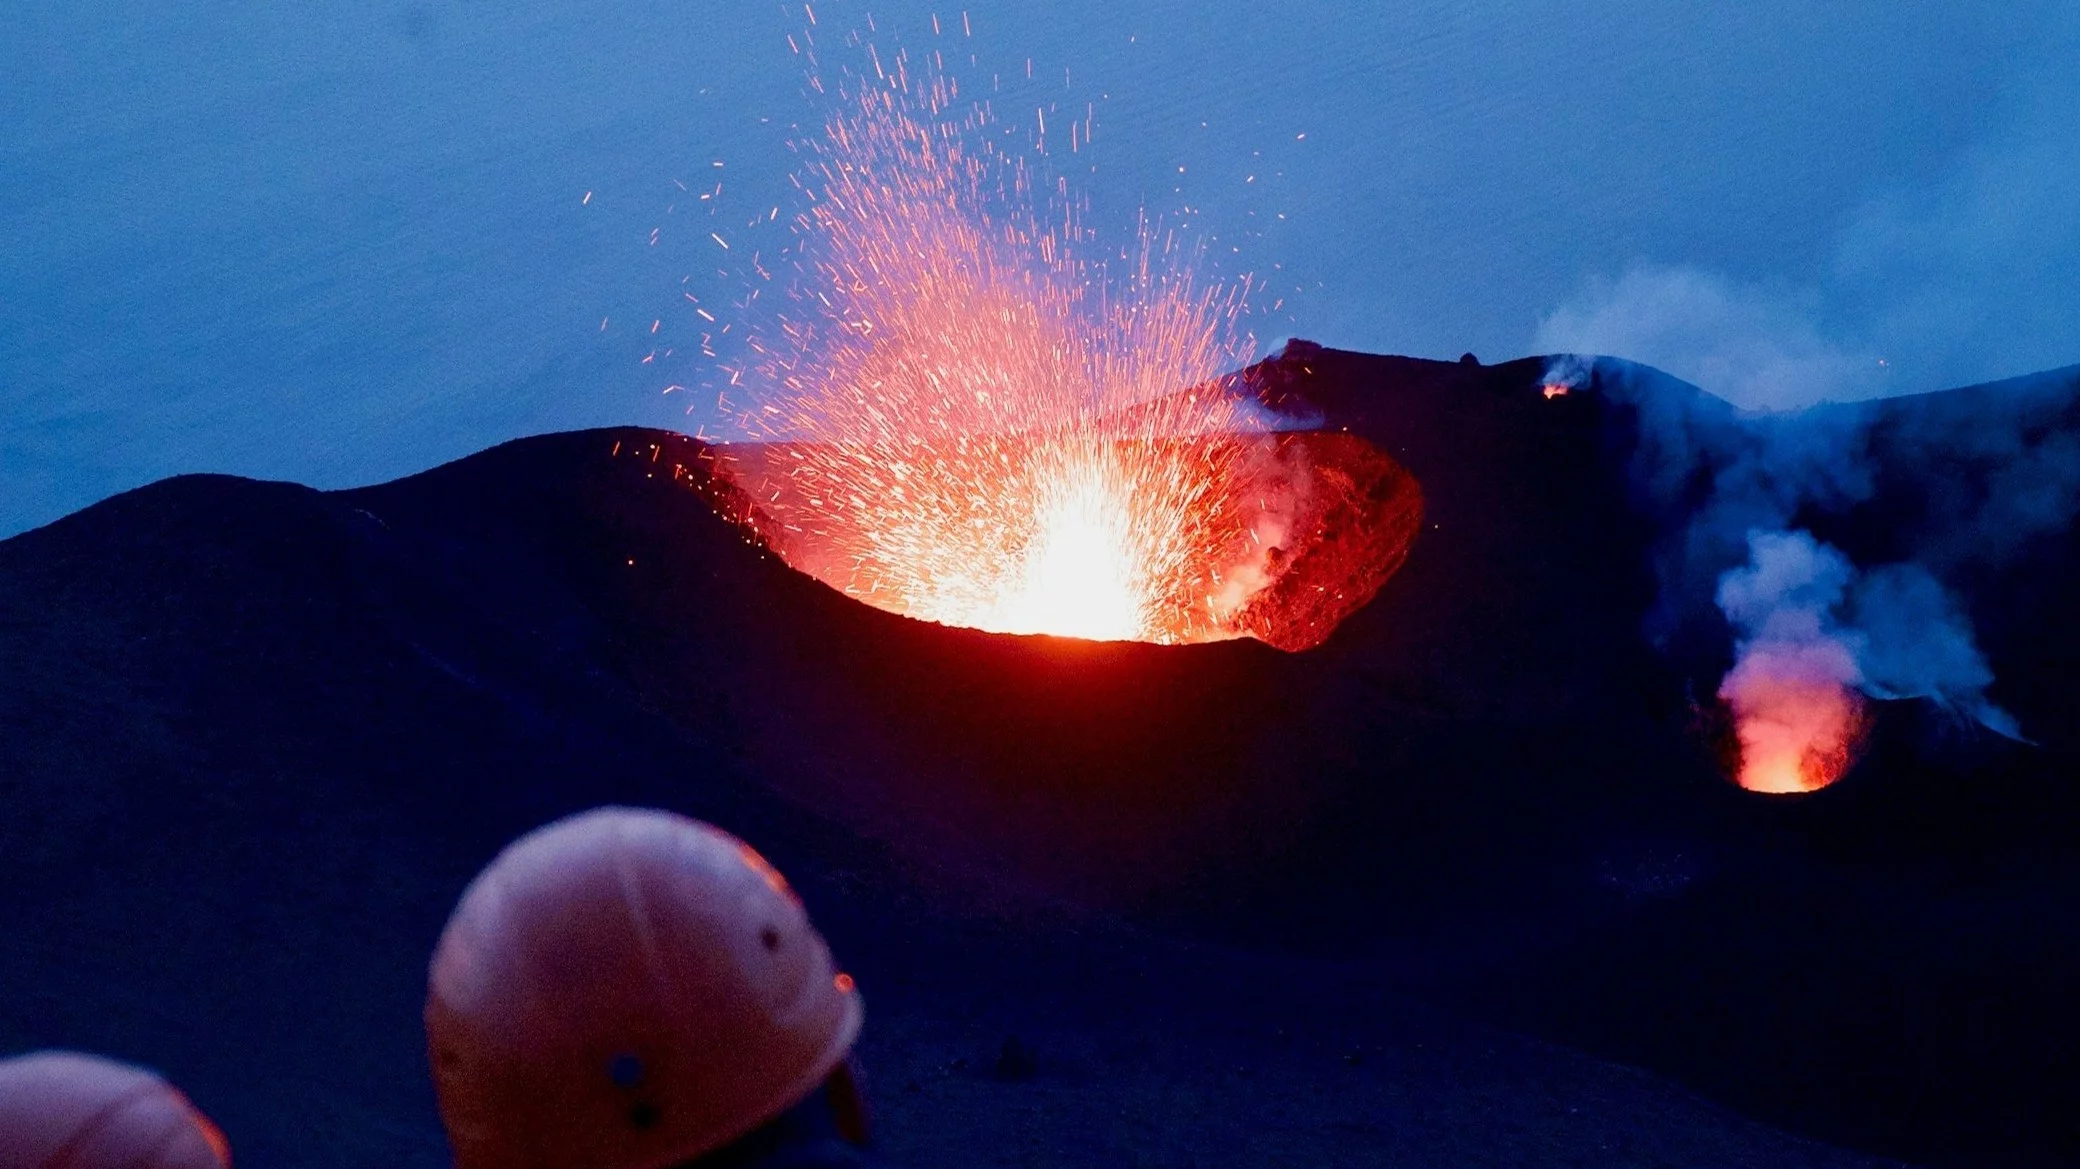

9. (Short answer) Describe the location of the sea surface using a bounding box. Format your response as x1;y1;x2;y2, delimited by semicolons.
3;0;2074;535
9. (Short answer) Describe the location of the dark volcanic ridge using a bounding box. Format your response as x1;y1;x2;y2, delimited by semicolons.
2;345;2076;1167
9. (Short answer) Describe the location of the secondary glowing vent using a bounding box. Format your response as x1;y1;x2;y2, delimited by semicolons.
1719;665;1870;794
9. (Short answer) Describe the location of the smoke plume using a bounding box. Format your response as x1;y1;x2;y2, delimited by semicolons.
1548;351;2063;789
1712;529;2023;791
1714;532;1866;793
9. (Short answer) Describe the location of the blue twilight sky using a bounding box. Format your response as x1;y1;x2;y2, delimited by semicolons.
3;1;2075;537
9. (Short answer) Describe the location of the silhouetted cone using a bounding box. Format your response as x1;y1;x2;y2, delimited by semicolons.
0;346;2074;1167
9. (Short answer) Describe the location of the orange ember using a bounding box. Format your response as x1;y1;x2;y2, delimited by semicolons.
715;31;1419;647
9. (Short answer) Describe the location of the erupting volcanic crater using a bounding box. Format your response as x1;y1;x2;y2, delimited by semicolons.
711;409;1423;652
689;45;1429;651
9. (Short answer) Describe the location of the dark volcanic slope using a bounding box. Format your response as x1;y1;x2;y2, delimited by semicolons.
2;346;2075;1167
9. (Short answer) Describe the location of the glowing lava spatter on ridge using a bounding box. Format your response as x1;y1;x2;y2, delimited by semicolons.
716;24;1299;644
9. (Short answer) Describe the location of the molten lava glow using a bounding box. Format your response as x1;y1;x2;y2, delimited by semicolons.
715;29;1289;644
986;452;1146;640
1714;530;1872;793
1719;648;1868;793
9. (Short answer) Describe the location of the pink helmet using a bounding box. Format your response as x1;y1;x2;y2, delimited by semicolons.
425;807;862;1169
0;1051;230;1169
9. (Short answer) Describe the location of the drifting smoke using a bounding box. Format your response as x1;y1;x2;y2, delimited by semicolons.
1851;563;2019;739
1202;434;1316;622
1536;267;1887;412
1532;16;2080;735
1546;354;2064;791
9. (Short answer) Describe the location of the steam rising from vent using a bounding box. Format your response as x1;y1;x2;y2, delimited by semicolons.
1543;354;2045;793
1716;533;1869;793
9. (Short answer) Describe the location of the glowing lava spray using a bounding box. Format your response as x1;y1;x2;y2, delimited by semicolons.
717;23;1284;643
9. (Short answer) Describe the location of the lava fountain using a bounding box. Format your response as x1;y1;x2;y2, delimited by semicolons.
982;444;1146;641
713;27;1420;648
